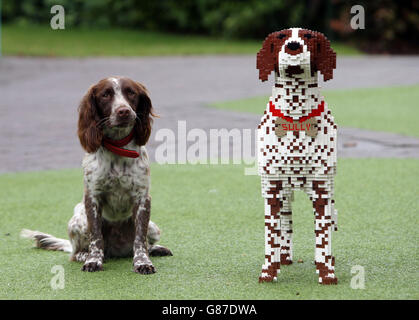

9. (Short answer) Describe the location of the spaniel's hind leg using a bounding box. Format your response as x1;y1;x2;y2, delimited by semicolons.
147;221;173;257
68;202;89;262
259;180;283;283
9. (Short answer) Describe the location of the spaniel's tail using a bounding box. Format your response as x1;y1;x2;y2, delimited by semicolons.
20;229;72;253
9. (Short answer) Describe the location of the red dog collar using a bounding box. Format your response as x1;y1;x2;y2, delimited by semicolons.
269;100;324;123
102;130;140;158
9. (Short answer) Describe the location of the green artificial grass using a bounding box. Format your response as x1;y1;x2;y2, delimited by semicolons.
0;159;418;299
2;24;361;57
211;85;419;137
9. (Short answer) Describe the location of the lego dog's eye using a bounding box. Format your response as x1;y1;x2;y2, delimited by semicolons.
277;34;286;39
304;33;312;39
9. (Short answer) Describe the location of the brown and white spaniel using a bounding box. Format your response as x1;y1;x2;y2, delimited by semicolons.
22;76;172;274
256;28;338;284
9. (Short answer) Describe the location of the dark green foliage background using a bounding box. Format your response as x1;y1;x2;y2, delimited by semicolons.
3;0;418;52
3;0;321;37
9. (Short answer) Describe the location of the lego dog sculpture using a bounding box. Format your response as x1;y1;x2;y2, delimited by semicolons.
256;28;338;284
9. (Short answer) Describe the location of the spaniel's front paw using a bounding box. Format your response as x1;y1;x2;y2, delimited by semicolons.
82;260;103;272
133;263;156;274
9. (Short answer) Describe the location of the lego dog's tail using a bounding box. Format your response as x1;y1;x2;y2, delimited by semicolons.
20;229;72;253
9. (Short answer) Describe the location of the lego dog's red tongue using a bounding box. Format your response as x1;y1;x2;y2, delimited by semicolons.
285;65;304;77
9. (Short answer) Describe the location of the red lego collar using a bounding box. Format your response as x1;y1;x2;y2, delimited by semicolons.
269;100;325;123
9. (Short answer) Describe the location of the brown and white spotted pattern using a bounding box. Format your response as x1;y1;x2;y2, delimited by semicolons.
21;77;172;274
256;28;338;284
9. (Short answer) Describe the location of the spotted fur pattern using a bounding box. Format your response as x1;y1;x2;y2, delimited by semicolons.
21;77;172;274
256;28;338;284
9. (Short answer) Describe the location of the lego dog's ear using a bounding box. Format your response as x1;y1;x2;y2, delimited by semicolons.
312;32;336;81
257;30;292;81
257;32;281;82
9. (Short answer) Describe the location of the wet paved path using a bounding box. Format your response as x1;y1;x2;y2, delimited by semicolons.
1;56;418;173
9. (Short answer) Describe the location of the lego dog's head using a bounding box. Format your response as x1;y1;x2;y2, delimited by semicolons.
257;28;336;82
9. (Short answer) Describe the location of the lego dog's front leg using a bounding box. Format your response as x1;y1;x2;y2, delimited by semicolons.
312;180;338;285
259;180;283;282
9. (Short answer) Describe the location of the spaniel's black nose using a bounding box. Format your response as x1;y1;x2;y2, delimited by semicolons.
286;42;301;51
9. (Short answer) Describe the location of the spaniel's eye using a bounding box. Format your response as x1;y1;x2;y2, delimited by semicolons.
127;89;135;96
277;34;286;39
304;33;312;39
102;91;111;98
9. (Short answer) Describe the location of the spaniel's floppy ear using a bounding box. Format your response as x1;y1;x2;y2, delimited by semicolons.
312;32;336;81
133;82;156;147
77;85;103;153
257;32;282;82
